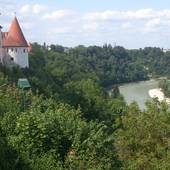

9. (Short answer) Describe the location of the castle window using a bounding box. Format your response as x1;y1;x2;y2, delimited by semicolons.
10;57;14;61
23;49;26;53
15;48;17;52
11;48;13;52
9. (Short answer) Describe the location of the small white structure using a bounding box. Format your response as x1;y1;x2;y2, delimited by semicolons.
163;49;170;53
0;16;30;68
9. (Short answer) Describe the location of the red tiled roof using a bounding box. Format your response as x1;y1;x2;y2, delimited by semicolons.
2;17;28;47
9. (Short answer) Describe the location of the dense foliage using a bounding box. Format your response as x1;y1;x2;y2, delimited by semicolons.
0;44;170;169
0;73;123;169
159;79;170;97
25;45;170;98
24;44;149;97
115;101;170;170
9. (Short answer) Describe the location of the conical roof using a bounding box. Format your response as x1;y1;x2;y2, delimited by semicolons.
3;17;28;47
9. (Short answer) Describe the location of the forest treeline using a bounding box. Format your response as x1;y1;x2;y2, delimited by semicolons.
3;44;170;97
0;44;170;169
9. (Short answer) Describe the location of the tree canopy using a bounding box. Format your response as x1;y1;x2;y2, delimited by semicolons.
0;44;170;169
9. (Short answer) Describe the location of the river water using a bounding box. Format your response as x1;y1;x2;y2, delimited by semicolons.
119;79;159;110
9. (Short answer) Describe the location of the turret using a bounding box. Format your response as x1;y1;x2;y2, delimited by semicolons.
0;25;3;63
2;17;29;68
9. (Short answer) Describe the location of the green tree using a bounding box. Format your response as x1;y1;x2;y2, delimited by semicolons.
115;100;170;170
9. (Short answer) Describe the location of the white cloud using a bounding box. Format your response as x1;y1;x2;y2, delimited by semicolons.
84;8;170;21
158;10;170;18
32;4;47;14
143;18;161;33
3;3;170;48
133;8;155;19
21;22;34;30
20;5;30;14
20;4;47;15
83;22;99;32
121;22;132;29
146;18;161;27
43;10;74;20
52;27;72;34
84;10;122;21
84;9;155;21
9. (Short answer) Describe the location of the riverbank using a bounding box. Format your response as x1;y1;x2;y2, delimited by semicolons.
106;77;165;92
148;88;170;104
108;79;168;109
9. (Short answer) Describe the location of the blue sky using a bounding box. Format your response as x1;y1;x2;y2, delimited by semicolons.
22;0;170;11
1;0;170;48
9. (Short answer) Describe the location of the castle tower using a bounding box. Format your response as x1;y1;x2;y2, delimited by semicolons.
2;16;29;68
0;25;3;63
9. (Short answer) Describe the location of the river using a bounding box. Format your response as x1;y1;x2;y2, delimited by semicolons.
119;79;159;110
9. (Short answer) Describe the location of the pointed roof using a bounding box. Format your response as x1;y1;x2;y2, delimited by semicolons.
3;17;28;47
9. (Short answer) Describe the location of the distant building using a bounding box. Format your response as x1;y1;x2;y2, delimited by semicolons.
0;16;30;68
163;49;170;53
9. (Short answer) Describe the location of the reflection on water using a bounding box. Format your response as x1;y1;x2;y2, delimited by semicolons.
119;80;159;110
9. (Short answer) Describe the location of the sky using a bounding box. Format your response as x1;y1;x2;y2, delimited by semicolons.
1;0;170;48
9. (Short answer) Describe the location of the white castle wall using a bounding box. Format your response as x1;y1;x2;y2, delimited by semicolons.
0;48;3;63
7;47;29;68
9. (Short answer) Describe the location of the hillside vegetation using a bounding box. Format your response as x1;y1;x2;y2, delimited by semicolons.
0;44;170;169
